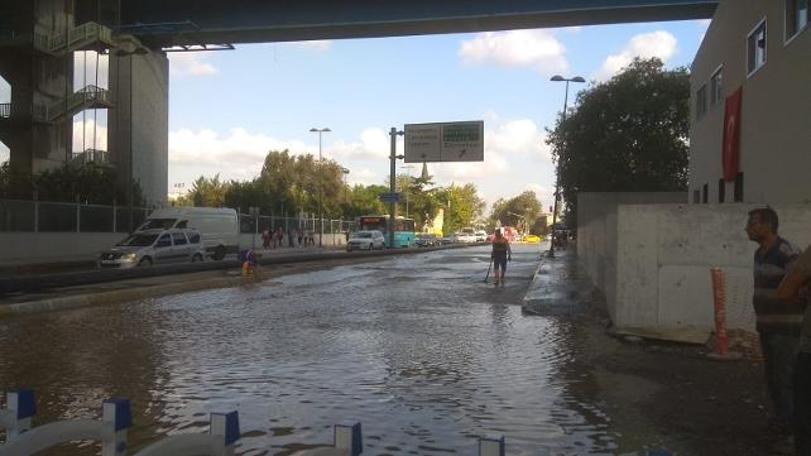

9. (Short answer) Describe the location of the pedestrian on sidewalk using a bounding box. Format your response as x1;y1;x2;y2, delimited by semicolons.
746;208;802;435
777;244;811;456
262;229;270;249
297;228;303;247
491;228;512;287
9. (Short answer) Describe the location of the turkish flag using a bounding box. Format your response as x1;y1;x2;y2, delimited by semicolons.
722;87;743;182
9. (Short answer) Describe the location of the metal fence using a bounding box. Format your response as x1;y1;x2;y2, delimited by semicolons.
238;213;356;235
0;199;152;233
0;199;357;234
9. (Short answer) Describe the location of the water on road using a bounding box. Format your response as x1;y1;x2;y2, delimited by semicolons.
0;245;618;455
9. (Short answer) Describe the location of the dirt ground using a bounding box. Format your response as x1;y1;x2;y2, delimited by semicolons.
566;289;780;455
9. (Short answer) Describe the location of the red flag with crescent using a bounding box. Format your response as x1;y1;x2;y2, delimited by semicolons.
722;87;743;182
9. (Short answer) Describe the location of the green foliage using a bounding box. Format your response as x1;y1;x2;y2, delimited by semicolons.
489;191;544;234
546;57;690;228
177;150;485;233
0;161;144;205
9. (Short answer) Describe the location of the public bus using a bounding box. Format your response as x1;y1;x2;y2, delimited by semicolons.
357;215;416;248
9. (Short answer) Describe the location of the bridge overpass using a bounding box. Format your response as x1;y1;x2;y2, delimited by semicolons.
1;0;716;211
118;0;717;46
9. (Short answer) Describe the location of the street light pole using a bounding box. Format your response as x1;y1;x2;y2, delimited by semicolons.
548;75;585;257
310;127;331;248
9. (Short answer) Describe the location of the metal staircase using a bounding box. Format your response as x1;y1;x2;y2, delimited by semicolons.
45;85;113;121
33;22;116;55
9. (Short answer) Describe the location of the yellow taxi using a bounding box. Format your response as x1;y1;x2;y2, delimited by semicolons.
524;234;542;244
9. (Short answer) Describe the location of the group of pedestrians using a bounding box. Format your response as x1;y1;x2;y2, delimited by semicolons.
746;208;811;455
261;227;316;249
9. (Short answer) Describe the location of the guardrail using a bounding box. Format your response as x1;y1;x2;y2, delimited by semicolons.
1;389;508;455
0;389;239;456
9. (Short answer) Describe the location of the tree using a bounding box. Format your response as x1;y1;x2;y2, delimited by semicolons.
437;183;485;235
186;174;228;208
546;57;690;227
7;161;144;205
489;190;542;234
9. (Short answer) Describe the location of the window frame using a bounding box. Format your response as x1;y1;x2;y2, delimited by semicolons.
710;65;723;107
695;84;708;120
747;18;768;78
785;0;809;45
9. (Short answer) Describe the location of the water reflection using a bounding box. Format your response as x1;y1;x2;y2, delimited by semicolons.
0;246;617;455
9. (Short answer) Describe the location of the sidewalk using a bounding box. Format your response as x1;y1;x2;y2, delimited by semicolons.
518;247;777;455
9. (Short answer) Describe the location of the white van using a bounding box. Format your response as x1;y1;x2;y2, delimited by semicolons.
137;207;239;260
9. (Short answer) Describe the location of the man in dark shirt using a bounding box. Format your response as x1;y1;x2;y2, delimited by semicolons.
778;245;811;455
746;208;801;431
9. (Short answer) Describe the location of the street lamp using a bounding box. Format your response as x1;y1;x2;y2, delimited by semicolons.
548;75;585;257
341;167;350;203
309;127;331;247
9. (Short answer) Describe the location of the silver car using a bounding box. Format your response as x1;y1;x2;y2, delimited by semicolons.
98;228;206;268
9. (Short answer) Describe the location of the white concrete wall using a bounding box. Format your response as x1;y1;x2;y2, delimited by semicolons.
583;202;811;333
0;232;124;264
577;193;687;324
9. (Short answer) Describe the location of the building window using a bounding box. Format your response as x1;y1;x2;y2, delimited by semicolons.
696;84;708;119
734;173;744;202
718;179;726;203
747;19;767;76
702;183;709;204
710;67;723;107
693;190;701;204
786;0;809;41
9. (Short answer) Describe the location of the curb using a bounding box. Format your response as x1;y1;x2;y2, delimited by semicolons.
0;244;483;318
0;275;251;319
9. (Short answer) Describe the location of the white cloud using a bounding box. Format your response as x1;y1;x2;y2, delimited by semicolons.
169;128;313;180
458;29;568;75
526;183;556;212
72;117;108;152
0;141;8;164
347;168;379;186
73;51;109;89
595;31;678;80
168;53;218;78
328;128;394;161
0;76;9;103
487;118;550;159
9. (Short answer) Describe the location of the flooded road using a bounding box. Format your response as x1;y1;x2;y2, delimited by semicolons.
0;245;619;455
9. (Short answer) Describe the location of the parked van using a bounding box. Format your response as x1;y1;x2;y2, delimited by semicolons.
137;207;239;260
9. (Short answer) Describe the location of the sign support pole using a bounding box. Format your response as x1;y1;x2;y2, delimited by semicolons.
388;128;402;249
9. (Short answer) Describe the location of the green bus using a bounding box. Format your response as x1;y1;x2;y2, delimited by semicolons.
357;215;416;248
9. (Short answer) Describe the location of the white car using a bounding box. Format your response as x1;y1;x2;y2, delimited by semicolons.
452;232;477;244
346;230;386;251
474;230;487;242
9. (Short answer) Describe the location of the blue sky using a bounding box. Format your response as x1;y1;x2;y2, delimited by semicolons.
0;19;710;211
